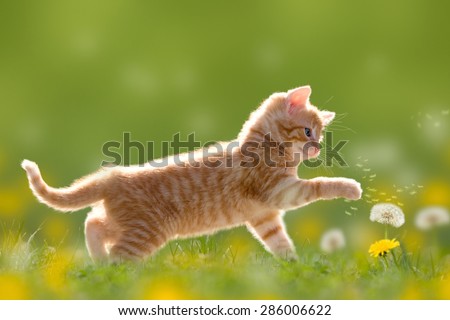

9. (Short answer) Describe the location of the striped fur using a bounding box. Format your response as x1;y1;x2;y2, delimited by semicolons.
22;86;362;263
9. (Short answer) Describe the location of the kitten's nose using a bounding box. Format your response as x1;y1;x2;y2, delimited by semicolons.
308;146;320;157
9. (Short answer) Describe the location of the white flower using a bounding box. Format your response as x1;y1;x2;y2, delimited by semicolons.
320;229;345;253
370;203;405;228
415;206;449;230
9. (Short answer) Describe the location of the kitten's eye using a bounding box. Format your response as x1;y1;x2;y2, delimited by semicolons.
304;128;312;137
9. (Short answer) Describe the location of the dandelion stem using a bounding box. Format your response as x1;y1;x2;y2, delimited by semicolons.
430;251;435;277
384;225;388;239
382;255;388;271
432;230;441;258
391;250;399;269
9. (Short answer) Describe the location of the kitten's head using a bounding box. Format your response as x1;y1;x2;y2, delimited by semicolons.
278;85;335;159
239;85;335;161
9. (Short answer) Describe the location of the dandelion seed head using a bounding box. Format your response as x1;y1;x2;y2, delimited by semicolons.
320;229;346;253
370;203;405;228
415;206;449;230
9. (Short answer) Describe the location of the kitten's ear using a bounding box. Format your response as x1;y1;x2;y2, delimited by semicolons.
286;85;311;114
321;111;335;126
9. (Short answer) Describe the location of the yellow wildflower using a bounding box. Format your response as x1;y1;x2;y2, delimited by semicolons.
368;239;400;257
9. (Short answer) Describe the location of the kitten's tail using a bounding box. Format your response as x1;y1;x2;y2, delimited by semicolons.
21;159;104;212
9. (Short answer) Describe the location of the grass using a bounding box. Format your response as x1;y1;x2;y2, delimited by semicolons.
1;223;449;300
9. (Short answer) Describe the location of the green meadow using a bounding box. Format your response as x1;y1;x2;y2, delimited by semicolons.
1;225;449;299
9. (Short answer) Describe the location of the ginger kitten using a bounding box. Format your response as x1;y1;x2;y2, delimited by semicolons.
22;86;362;263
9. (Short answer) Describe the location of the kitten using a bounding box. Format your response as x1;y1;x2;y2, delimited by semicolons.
22;86;362;263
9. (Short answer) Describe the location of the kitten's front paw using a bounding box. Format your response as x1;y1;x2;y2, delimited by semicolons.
341;179;362;200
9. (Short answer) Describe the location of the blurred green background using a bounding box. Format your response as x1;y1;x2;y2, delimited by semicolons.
1;0;450;299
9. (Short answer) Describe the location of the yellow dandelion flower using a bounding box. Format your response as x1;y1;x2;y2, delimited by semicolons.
421;181;450;206
368;239;400;257
0;273;30;299
139;278;195;300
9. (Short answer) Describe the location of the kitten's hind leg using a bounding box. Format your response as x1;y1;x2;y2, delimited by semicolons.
85;211;110;264
247;211;298;261
108;222;167;263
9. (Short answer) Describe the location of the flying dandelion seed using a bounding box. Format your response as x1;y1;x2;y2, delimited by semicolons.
369;174;377;178
410;191;417;195
418;185;424;189
356;163;363;168
385;198;392;201
370;203;405;228
397;202;404;207
369;179;374;182
367;188;377;192
379;192;386;196
372;198;379;202
320;229;346;254
391;195;398;199
362;176;367;179
344;199;351;203
350;206;358;211
415;206;450;230
364;159;369;162
363;168;371;172
345;211;352;216
396;189;404;193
